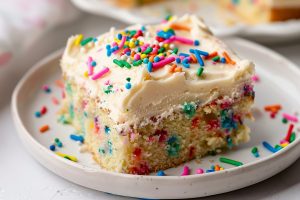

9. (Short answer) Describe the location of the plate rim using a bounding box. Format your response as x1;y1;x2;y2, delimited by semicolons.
70;0;300;40
11;37;300;198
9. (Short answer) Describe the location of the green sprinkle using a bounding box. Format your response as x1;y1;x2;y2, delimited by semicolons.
158;47;165;54
132;60;143;66
167;135;180;157
80;37;93;46
104;85;113;94
121;60;132;69
144;47;153;54
113;59;124;67
197;67;204;76
219;157;243;166
126;77;131;82
282;118;288;124
99;148;105;155
290;132;296;143
173;47;178;54
182;102;196;118
212;56;220;62
251;147;258;154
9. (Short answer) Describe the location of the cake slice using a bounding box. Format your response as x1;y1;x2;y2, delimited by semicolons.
221;0;300;24
60;15;255;174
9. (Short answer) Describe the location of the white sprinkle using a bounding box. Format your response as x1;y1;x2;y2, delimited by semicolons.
159;42;164;47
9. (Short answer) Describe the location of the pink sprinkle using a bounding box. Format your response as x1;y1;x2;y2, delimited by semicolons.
52;97;59;105
112;42;118;47
163;36;175;44
134;54;140;61
181;165;190;176
62;91;65;99
87;57;93;76
118;36;127;49
42;85;49;91
152;47;158;54
283;113;298;123
174;36;194;45
104;80;111;85
251;74;260;82
152;57;175;69
91;67;110;80
196;168;204;174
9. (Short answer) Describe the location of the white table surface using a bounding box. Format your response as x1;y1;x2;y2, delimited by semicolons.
1;13;300;200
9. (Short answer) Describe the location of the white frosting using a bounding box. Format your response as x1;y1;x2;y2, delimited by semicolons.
61;15;254;125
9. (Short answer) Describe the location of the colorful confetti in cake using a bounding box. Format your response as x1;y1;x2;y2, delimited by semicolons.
59;15;255;174
221;0;300;24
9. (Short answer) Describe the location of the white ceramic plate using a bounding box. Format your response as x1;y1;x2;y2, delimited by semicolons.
70;0;300;43
12;38;300;199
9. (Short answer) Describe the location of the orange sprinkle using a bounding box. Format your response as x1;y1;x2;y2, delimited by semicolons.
55;80;64;88
174;67;182;72
215;165;221;171
264;104;282;112
205;51;218;60
170;23;191;31
169;64;177;73
223;52;236;65
131;51;136;57
39;125;49;133
190;54;197;63
149;55;155;62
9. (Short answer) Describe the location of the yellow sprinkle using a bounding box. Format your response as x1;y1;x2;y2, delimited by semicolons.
74;34;83;46
163;43;169;48
84;71;89;78
163;27;169;32
141;54;147;59
125;41;129;46
220;167;224;170
129;42;135;48
56;152;78;162
280;142;289;148
89;120;94;130
139;41;144;46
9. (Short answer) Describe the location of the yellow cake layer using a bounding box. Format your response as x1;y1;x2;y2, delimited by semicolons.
59;77;254;174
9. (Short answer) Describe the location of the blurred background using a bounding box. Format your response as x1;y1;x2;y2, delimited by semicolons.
0;0;300;199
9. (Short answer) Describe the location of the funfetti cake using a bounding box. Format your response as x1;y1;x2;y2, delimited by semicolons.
221;0;300;24
60;15;255;175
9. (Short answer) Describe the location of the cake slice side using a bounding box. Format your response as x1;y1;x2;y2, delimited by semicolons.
60;15;255;174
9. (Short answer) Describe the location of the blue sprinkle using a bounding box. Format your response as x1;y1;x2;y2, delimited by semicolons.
206;169;215;173
117;33;122;40
182;58;190;68
35;111;41;118
175;57;181;63
135;40;139;45
106;44;111;49
91;61;97;67
70;134;84;143
157;170;166;176
104;126;111;134
220;57;226;63
107;49;112;57
126;51;131;56
49;144;56;151
154;56;160;62
190;49;205;66
147;62;153;72
143;58;149;64
157;30;172;39
194;40;200;46
125;82;132;89
141;26;146;31
93;38;98;42
262;141;277;153
179;53;189;57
